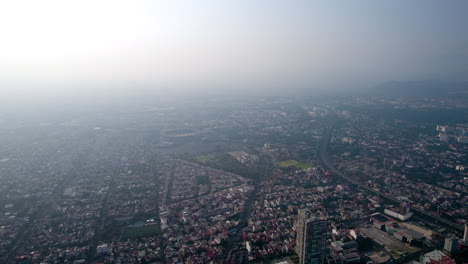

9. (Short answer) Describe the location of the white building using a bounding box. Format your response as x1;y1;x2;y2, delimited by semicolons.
96;243;109;254
420;250;455;264
384;208;413;221
444;236;458;253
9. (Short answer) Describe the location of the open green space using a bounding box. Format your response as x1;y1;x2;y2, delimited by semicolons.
275;160;314;169
275;160;299;167
196;175;210;184
194;155;209;163
123;224;158;239
296;163;314;169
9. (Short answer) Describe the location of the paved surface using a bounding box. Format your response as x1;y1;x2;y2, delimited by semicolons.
360;226;419;255
365;250;391;263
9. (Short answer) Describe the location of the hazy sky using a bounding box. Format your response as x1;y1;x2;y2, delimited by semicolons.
1;0;467;98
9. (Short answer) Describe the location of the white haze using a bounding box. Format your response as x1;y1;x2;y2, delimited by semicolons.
1;0;467;101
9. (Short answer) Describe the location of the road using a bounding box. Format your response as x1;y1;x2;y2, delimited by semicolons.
225;158;270;263
318;126;464;233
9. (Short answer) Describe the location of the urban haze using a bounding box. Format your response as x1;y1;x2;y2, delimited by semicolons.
0;1;467;264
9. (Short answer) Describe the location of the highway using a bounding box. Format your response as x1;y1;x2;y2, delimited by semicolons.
318;126;464;233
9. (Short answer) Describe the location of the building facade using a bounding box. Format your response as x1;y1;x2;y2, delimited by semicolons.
295;209;328;264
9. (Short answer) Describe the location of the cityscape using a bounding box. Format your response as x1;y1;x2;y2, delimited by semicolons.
0;1;467;263
0;94;466;263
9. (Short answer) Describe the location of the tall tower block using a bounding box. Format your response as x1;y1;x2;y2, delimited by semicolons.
295;209;329;264
463;224;468;243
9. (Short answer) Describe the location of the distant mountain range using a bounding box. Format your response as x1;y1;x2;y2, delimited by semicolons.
370;80;468;97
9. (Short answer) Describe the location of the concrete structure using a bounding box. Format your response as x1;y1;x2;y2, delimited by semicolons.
329;241;360;264
393;228;424;244
271;257;295;264
436;125;450;133
96;244;109;254
245;241;252;253
384;208;413;221
420;250;455;264
443;236;458;253
295;209;328;264
463;224;468;243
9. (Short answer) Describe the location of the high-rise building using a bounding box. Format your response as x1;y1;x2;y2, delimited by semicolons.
463;224;468;243
444;236;459;253
295;209;328;264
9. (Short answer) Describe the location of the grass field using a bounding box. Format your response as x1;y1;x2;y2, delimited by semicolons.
276;160;299;167
123;224;158;239
194;155;209;163
296;163;314;169
276;160;314;169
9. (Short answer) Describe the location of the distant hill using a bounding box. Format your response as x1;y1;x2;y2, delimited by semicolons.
370;80;468;97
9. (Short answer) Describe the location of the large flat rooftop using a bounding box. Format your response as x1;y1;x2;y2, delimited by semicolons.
360;225;420;259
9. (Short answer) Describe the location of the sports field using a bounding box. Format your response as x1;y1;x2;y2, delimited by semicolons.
194;155;209;163
296;163;314;169
276;160;314;169
123;224;158;239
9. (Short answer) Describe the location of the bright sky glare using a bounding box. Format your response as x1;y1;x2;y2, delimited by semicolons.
1;0;467;96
